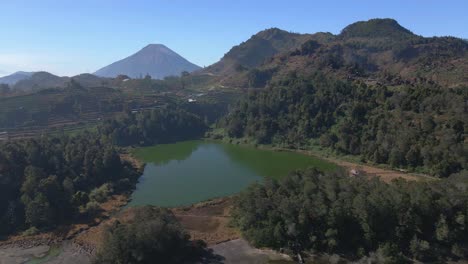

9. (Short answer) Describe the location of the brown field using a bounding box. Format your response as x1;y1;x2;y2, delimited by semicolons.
172;197;240;245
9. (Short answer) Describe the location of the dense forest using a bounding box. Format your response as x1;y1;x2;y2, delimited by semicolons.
98;106;207;146
233;169;468;262
221;73;467;177
0;105;211;236
93;207;208;264
0;133;139;237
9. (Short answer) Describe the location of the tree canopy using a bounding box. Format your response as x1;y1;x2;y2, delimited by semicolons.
221;73;467;177
0;133;139;236
233;169;468;261
93;206;207;264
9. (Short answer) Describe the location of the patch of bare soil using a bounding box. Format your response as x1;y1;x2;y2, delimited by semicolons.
330;159;430;182
120;153;145;170
210;239;292;264
74;197;240;253
172;197;240;245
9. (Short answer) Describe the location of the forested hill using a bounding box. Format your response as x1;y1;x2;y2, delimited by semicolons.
220;73;467;178
209;18;468;88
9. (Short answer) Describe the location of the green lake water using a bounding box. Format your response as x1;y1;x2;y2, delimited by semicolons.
128;140;336;207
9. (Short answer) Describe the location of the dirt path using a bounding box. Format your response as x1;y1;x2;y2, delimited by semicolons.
327;158;433;182
270;147;436;182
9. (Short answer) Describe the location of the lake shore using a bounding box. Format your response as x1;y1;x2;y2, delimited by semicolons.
212;137;435;182
0;140;434;264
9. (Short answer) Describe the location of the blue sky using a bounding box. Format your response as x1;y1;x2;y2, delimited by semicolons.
0;0;467;77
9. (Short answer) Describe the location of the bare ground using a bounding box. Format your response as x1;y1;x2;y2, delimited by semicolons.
172;197;240;245
273;147;435;182
209;239;292;264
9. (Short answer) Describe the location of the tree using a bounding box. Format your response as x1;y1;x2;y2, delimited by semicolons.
233;168;468;261
93;207;206;264
24;193;52;228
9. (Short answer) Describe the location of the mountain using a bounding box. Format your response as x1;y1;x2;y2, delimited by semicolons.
201;28;318;78
339;18;416;39
13;72;69;91
218;18;468;88
94;44;201;79
0;71;35;85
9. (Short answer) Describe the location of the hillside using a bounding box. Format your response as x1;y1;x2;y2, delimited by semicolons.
3;72;114;92
0;71;35;85
198;28;321;85
94;44;201;79
218;19;467;178
210;19;468;88
12;71;69;91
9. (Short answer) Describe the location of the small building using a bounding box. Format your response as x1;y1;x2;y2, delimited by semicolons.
188;98;197;103
350;169;360;177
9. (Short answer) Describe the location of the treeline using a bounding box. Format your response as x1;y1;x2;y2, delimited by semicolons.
93;207;208;264
0;133;139;237
221;74;467;177
0;106;209;237
98;107;207;146
233;169;468;262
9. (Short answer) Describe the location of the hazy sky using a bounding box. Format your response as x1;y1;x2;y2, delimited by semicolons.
0;0;467;77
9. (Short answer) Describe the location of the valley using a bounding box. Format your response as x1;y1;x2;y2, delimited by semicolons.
0;16;466;264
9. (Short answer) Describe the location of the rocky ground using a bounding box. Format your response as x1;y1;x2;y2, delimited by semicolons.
0;241;90;264
210;239;292;264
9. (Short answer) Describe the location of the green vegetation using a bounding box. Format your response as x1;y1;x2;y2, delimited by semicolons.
0;133;139;237
93;206;207;264
221;73;466;177
233;169;468;261
0;18;466;262
0;105;213;237
98;107;207;146
0;85;124;128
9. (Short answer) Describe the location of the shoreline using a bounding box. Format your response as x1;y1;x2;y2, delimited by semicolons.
210;137;436;182
0;140;437;263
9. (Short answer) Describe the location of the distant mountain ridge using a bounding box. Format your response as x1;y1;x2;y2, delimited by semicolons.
0;71;35;85
12;72;69;91
206;18;468;88
201;28;315;77
94;44;201;79
1;71;111;92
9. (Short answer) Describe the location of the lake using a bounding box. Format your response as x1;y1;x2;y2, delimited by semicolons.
127;140;336;207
